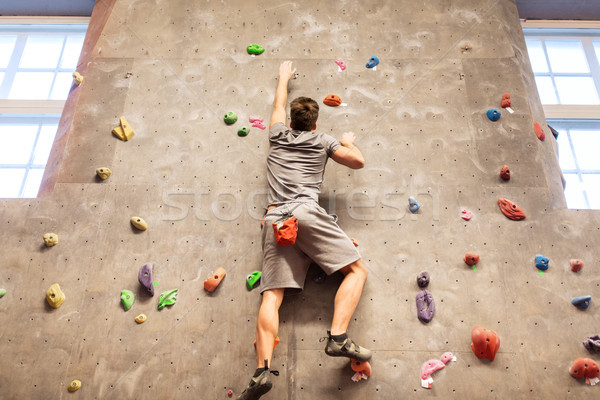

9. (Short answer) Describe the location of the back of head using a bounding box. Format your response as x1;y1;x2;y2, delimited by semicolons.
290;97;319;131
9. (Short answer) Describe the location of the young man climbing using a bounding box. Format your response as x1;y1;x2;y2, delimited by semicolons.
237;60;371;400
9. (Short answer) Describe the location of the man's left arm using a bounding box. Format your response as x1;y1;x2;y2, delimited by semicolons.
270;61;296;129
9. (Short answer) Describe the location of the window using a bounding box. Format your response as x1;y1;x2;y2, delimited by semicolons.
0;19;88;198
523;23;600;209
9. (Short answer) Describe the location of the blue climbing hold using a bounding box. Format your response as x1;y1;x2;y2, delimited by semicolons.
572;295;592;310
366;56;379;69
487;109;501;121
534;255;549;271
408;196;420;213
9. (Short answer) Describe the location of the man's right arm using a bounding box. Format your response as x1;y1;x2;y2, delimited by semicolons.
270;61;296;129
331;132;365;169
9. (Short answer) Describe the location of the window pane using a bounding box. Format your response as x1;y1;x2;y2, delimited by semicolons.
19;35;65;68
545;39;590;73
525;39;549;73
563;173;587;209
9;72;54;99
0;124;38;164
555;77;600;105
0;72;4;86
33;124;58;165
594;41;600;66
582;174;600;210
21;168;44;198
569;130;600;170
60;35;85;69
556;129;576;170
0;35;17;68
0;168;25;198
534;76;558;104
50;72;73;100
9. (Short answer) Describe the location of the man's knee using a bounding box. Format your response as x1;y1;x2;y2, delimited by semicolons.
340;259;368;280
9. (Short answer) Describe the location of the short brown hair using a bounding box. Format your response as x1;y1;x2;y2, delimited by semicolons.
290;97;319;131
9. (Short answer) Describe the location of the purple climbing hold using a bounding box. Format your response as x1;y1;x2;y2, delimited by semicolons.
416;290;435;323
583;335;600;353
138;262;155;296
417;271;430;288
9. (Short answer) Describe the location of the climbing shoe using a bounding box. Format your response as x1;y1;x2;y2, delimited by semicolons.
323;330;372;362
237;360;278;400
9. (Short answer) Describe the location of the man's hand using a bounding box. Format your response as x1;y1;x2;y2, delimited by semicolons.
332;131;365;169
278;61;296;82
340;132;356;148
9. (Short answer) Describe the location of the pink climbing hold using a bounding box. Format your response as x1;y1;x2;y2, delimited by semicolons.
249;116;263;123
227;389;233;397
534;121;545;141
335;60;346;71
252;121;266;130
421;359;445;389
461;209;472;220
441;352;456;364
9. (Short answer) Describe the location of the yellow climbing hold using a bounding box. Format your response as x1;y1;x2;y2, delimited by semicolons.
130;216;148;231
43;233;59;247
135;314;147;323
68;380;81;392
112;116;135;141
72;71;84;85
46;283;65;309
95;167;112;180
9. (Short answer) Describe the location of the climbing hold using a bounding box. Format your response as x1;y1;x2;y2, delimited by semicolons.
0;288;6;298
67;380;81;392
350;238;359;247
534;255;549;271
224;111;238;125
463;252;479;266
417;271;430;288
408;196;420;213
461;209;472;220
246;271;262;290
112;116;135;141
350;359;371;382
46;283;65;309
204;267;226;292
500;93;511;108
335;60;346;71
138;262;155;296
534;121;545;141
43;233;59;247
252;121;266;130
497;198;526;220
471;326;500;361
247;44;265;55
249;116;263;123
253;335;280;349
499;165;511;181
130;216;148;231
311;268;326;283
72;71;84;85
583;335;600;353
237;127;249;137
227;389;233;397
416;290;435;323
95;167;112;180
420;359;445;388
570;259;584;272
486;108;501;121
569;357;600;385
158;289;178;310
120;290;134;311
441;352;456;365
135;314;147;324
572;295;592;310
365;56;379;69
323;94;342;107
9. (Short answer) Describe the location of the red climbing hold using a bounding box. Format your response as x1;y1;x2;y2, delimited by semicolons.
464;252;479;266
323;94;342;107
570;259;584;272
534;121;545;141
350;238;359;247
569;357;600;381
499;165;510;181
501;93;511;108
497;198;526;220
471;326;500;362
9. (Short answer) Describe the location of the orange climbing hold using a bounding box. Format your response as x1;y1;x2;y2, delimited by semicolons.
323;94;342;106
351;359;371;376
350;238;359;247
569;357;600;382
570;259;584;272
497;198;526;220
501;93;511;108
204;267;226;292
534;121;545;141
464;252;479;266
471;326;500;361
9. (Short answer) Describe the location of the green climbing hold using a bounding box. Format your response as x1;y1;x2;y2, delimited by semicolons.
0;288;6;298
246;271;262;291
158;289;178;310
120;290;134;311
237;127;250;137
224;111;238;125
247;44;265;55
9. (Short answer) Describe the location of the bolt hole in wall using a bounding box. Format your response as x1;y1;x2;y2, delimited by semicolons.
523;25;600;209
0;22;88;198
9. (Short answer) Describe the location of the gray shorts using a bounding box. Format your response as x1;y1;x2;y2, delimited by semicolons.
260;201;361;294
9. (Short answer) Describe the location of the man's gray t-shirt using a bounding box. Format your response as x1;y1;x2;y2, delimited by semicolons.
267;122;341;206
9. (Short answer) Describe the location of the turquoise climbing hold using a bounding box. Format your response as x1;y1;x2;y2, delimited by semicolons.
246;271;262;291
487;109;501;121
366;56;379;68
224;111;238;125
158;289;178;310
408;196;420;213
120;290;134;311
247;44;265;55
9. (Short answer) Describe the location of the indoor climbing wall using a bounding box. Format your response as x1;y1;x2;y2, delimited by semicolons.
1;0;599;398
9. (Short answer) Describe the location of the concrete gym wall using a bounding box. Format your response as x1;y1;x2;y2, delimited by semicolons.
1;0;599;399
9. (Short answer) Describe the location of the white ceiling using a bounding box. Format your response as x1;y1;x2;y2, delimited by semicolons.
0;0;95;16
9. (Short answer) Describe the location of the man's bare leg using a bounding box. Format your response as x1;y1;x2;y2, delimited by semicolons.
255;288;285;368
331;259;368;335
